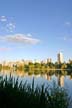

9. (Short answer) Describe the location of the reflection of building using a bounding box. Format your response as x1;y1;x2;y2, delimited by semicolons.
16;70;25;77
57;52;64;63
34;74;41;78
47;73;51;81
41;73;51;81
58;75;64;87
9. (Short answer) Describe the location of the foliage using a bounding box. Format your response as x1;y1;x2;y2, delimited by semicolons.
0;61;72;73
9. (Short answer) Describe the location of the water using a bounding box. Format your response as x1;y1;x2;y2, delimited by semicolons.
0;70;72;97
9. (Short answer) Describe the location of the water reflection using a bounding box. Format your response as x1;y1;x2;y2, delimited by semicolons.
0;70;72;88
0;69;72;107
58;75;64;87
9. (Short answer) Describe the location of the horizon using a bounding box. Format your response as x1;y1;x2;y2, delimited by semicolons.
0;0;72;62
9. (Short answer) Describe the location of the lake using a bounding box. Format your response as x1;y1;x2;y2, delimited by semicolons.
0;69;72;98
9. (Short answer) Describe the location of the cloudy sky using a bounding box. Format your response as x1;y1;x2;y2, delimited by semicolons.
0;0;72;62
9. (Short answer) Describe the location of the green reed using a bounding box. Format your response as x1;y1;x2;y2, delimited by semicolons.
0;74;71;108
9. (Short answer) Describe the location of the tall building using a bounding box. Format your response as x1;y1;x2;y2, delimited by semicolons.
57;52;64;63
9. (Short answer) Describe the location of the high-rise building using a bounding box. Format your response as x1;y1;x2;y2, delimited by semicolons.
57;52;64;63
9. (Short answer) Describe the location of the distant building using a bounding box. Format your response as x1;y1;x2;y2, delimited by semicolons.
24;60;33;65
57;52;64;63
68;59;72;63
34;59;41;63
41;59;47;64
47;58;52;63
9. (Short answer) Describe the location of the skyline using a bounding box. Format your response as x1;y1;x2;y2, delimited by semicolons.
0;0;72;61
0;52;70;63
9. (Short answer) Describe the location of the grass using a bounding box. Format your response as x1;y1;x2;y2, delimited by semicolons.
0;74;71;108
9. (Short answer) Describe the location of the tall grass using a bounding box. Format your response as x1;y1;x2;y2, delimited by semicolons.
0;74;71;108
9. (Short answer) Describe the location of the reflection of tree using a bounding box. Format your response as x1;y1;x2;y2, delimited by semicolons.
61;70;67;76
70;73;72;79
24;65;29;72
55;70;67;76
0;64;2;71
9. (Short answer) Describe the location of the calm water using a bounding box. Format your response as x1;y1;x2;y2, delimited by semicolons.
0;70;72;97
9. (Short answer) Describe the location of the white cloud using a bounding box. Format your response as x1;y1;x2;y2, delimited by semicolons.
0;16;7;22
27;33;32;37
65;22;71;26
57;36;72;42
6;22;16;32
0;16;16;33
0;34;40;45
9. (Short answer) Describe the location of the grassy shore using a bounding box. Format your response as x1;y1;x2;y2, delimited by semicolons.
0;74;71;108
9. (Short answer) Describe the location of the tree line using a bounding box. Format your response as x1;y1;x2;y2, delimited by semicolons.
0;60;72;73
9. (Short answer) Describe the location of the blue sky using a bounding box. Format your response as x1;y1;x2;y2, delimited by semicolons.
0;0;72;62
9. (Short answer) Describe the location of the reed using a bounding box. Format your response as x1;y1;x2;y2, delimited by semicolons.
0;74;71;108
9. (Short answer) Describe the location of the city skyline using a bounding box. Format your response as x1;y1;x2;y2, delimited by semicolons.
0;51;71;63
0;0;72;61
